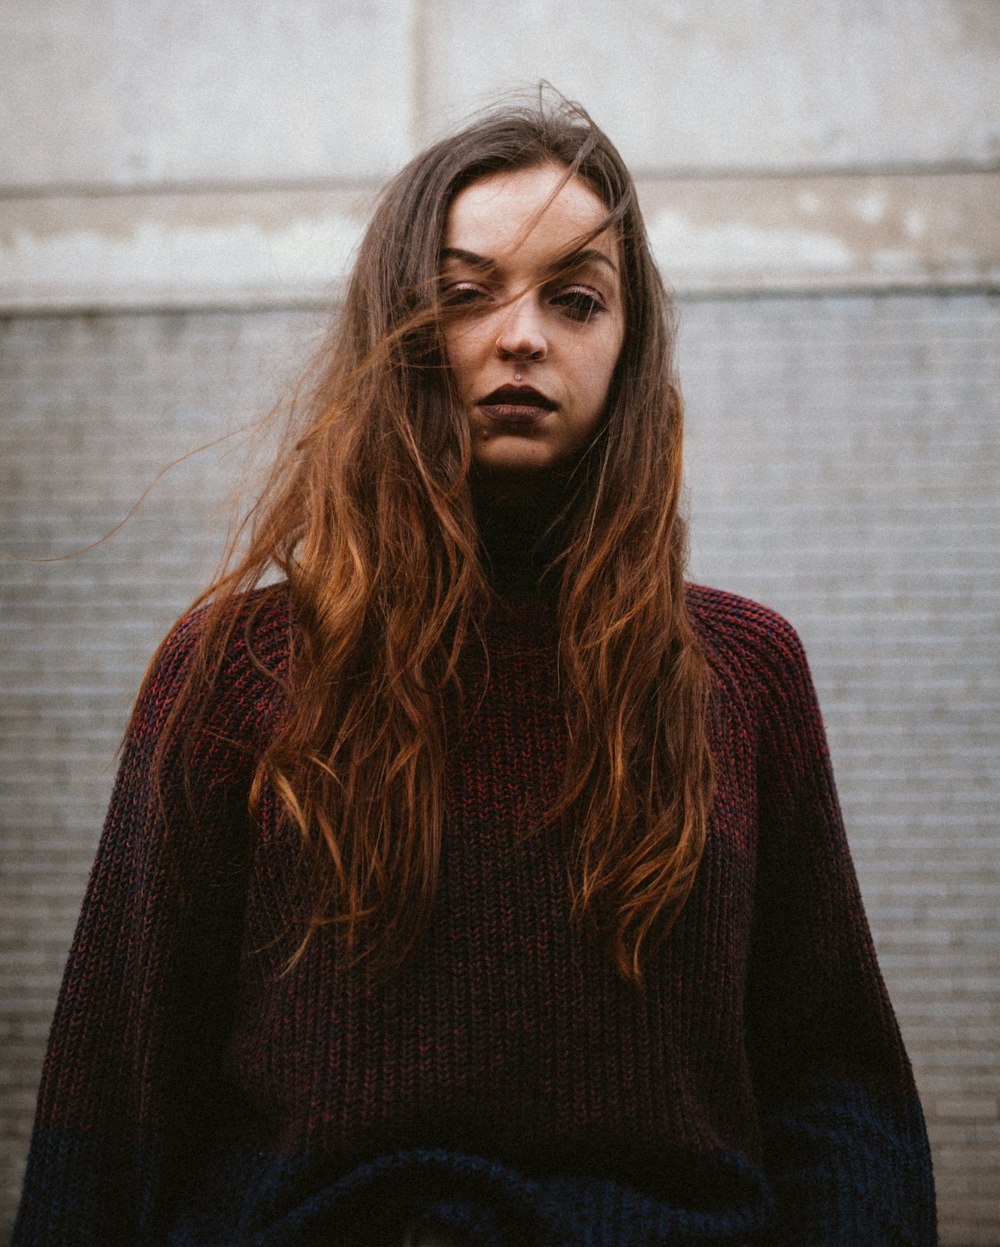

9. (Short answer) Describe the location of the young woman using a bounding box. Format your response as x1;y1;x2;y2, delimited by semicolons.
14;98;935;1246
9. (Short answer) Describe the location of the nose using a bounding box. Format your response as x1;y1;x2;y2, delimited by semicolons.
495;294;547;362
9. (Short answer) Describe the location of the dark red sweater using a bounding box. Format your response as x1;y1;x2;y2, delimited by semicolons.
14;584;935;1246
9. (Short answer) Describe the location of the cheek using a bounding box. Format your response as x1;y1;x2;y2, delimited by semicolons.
586;332;624;401
605;328;626;391
443;328;482;392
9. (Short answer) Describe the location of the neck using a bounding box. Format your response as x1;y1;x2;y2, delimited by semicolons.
472;473;572;596
468;460;577;514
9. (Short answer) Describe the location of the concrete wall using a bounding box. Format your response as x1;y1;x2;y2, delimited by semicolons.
2;0;998;308
1;3;998;1242
6;0;997;190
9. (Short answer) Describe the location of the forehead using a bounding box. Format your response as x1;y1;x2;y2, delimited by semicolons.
444;163;614;262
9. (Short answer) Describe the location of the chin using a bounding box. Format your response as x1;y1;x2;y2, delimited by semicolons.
473;449;563;477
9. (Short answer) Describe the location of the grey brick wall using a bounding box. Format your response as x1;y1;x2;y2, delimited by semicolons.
680;294;1000;1242
2;293;998;1242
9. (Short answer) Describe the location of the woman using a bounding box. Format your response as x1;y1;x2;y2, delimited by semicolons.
14;97;935;1246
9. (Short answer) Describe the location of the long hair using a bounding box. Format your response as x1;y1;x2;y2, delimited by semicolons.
148;93;714;984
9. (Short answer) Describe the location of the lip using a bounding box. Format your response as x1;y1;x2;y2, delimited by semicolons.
476;384;557;424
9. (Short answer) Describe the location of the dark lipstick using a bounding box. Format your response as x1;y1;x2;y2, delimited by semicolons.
477;385;557;424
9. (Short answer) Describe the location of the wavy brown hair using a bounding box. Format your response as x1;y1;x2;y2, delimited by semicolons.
148;93;714;984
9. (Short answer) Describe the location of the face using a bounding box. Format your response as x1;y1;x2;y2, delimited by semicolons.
441;163;625;490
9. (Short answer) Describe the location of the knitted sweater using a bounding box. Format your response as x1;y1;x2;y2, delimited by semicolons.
14;583;935;1246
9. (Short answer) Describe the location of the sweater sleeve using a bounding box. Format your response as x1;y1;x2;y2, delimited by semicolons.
12;606;277;1246
745;614;936;1246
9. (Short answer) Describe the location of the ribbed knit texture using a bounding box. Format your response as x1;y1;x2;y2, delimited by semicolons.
13;584;936;1246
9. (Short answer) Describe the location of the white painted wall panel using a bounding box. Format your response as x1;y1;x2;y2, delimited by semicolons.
421;0;1000;173
3;1;998;193
0;0;417;188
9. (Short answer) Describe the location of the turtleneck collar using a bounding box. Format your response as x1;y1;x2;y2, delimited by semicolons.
472;486;568;599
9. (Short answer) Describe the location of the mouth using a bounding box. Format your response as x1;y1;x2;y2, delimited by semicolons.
476;385;557;424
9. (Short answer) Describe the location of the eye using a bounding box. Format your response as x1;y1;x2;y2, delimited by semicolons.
549;285;608;323
441;281;491;309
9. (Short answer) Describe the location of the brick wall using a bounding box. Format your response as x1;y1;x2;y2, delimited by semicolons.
680;293;1000;1241
2;293;998;1241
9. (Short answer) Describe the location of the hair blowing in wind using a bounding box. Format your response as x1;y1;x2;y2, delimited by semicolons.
144;94;715;985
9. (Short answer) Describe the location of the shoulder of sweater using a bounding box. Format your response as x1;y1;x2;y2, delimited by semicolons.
684;581;814;705
161;582;292;669
685;581;802;653
132;583;293;747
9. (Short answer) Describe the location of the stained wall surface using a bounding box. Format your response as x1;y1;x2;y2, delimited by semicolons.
2;3;998;1243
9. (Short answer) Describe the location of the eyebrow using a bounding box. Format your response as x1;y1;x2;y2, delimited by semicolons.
439;247;494;271
439;245;619;278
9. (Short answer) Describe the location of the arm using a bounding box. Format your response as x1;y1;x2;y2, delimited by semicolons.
12;606;275;1245
746;617;936;1246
